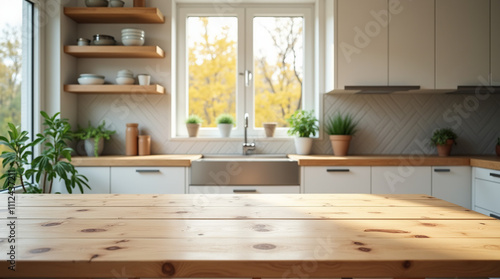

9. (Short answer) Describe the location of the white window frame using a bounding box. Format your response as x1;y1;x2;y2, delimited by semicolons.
176;3;314;138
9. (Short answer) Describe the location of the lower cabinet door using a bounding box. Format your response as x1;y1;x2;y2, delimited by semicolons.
111;167;186;194
474;178;500;214
432;166;471;208
371;166;431;194
303;166;371;193
189;185;300;194
53;167;110;194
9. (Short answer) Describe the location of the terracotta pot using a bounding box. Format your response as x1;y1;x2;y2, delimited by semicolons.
436;139;454;157
496;145;500;156
186;123;200;137
294;137;313;155
263;122;277;137
329;135;352;156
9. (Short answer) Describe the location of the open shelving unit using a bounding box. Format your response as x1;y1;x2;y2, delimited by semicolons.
64;84;165;95
64;46;165;58
64;7;165;23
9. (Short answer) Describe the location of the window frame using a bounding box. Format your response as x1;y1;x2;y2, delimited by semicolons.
176;3;314;139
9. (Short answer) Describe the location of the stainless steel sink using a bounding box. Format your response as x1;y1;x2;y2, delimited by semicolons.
190;154;299;186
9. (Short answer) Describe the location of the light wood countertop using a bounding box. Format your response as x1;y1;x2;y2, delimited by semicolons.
470;156;500;171
288;154;471;166
69;154;202;167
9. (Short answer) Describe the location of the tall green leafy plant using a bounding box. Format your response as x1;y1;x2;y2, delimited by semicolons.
287;110;319;137
325;113;358;135
0;111;89;194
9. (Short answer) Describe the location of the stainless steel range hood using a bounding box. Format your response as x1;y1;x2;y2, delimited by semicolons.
327;85;500;94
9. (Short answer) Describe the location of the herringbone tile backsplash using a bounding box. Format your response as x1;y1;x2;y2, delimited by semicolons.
78;93;500;156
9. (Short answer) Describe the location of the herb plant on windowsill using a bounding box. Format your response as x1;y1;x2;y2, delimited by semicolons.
0;111;90;194
286;110;318;155
74;120;116;157
185;114;203;138
216;114;235;138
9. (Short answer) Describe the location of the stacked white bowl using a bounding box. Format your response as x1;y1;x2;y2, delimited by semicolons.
121;28;145;46
78;74;105;85
116;69;135;85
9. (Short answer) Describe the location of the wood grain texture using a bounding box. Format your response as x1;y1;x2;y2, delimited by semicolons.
65;154;201;167
288;155;471;166
470;156;500;171
64;7;165;23
64;45;165;58
0;194;498;278
64;84;165;95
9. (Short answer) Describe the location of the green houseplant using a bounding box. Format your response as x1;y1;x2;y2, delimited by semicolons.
75;120;115;157
186;114;203;137
216;114;235;137
0;111;89;193
431;128;458;157
287;110;319;155
325;113;358;156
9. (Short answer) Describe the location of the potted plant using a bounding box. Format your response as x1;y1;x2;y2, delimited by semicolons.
75;120;115;157
216;114;235;137
287;110;318;155
325;113;358;156
431;128;458;157
496;137;500;156
186;114;203;137
0;111;89;193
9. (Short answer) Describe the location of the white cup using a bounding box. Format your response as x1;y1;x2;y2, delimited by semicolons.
138;74;151;85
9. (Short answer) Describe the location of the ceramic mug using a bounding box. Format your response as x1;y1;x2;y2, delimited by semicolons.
138;74;151;85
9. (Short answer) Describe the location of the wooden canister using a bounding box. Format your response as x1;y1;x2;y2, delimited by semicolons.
138;135;151;156
126;123;139;156
133;0;146;7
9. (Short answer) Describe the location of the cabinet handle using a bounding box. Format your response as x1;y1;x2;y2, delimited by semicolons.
434;169;451;172
327;169;350;172
233;189;257;193
491;213;500;220
490;173;500;178
136;169;160;173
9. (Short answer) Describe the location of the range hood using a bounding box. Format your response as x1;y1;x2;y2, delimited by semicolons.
327;85;500;94
329;86;421;94
446;85;500;94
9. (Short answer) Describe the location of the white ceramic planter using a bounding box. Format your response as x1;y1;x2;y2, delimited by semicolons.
218;123;233;137
84;138;104;157
294;137;313;155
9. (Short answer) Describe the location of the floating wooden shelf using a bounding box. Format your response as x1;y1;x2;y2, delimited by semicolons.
64;45;165;58
64;7;164;23
64;84;165;94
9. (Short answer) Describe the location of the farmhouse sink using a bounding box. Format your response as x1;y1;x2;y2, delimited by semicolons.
190;154;299;186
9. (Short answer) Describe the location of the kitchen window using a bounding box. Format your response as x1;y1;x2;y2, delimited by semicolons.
176;4;314;138
0;0;36;186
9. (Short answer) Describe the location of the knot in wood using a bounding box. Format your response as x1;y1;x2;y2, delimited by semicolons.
162;263;176;276
403;260;412;269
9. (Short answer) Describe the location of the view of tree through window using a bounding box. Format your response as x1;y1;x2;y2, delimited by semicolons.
0;0;26;186
187;15;304;128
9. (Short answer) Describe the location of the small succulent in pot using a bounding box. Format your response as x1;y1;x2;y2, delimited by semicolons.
185;114;203;137
325;113;358;156
430;128;458;157
216;114;235;138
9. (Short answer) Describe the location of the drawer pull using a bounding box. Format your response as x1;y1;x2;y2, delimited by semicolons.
490;173;500;178
434;169;451;172
233;189;257;193
491;213;500;220
327;169;350;172
136;169;160;173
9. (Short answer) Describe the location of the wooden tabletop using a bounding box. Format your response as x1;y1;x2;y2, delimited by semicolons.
1;194;500;278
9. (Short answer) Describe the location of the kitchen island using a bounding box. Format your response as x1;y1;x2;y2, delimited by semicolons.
1;194;500;278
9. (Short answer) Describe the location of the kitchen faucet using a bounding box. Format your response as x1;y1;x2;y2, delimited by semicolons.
243;113;256;155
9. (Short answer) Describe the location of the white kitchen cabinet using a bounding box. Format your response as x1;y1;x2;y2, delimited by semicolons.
435;0;490;88
372;166;431;194
492;0;500;86
336;0;388;88
53;167;110;194
431;166;471;209
473;167;500;218
111;167;186;194
189;186;300;194
303;166;371;193
389;0;434;89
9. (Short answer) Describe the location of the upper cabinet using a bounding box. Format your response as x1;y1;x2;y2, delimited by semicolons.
389;0;434;89
491;0;500;86
337;0;388;88
435;0;489;88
